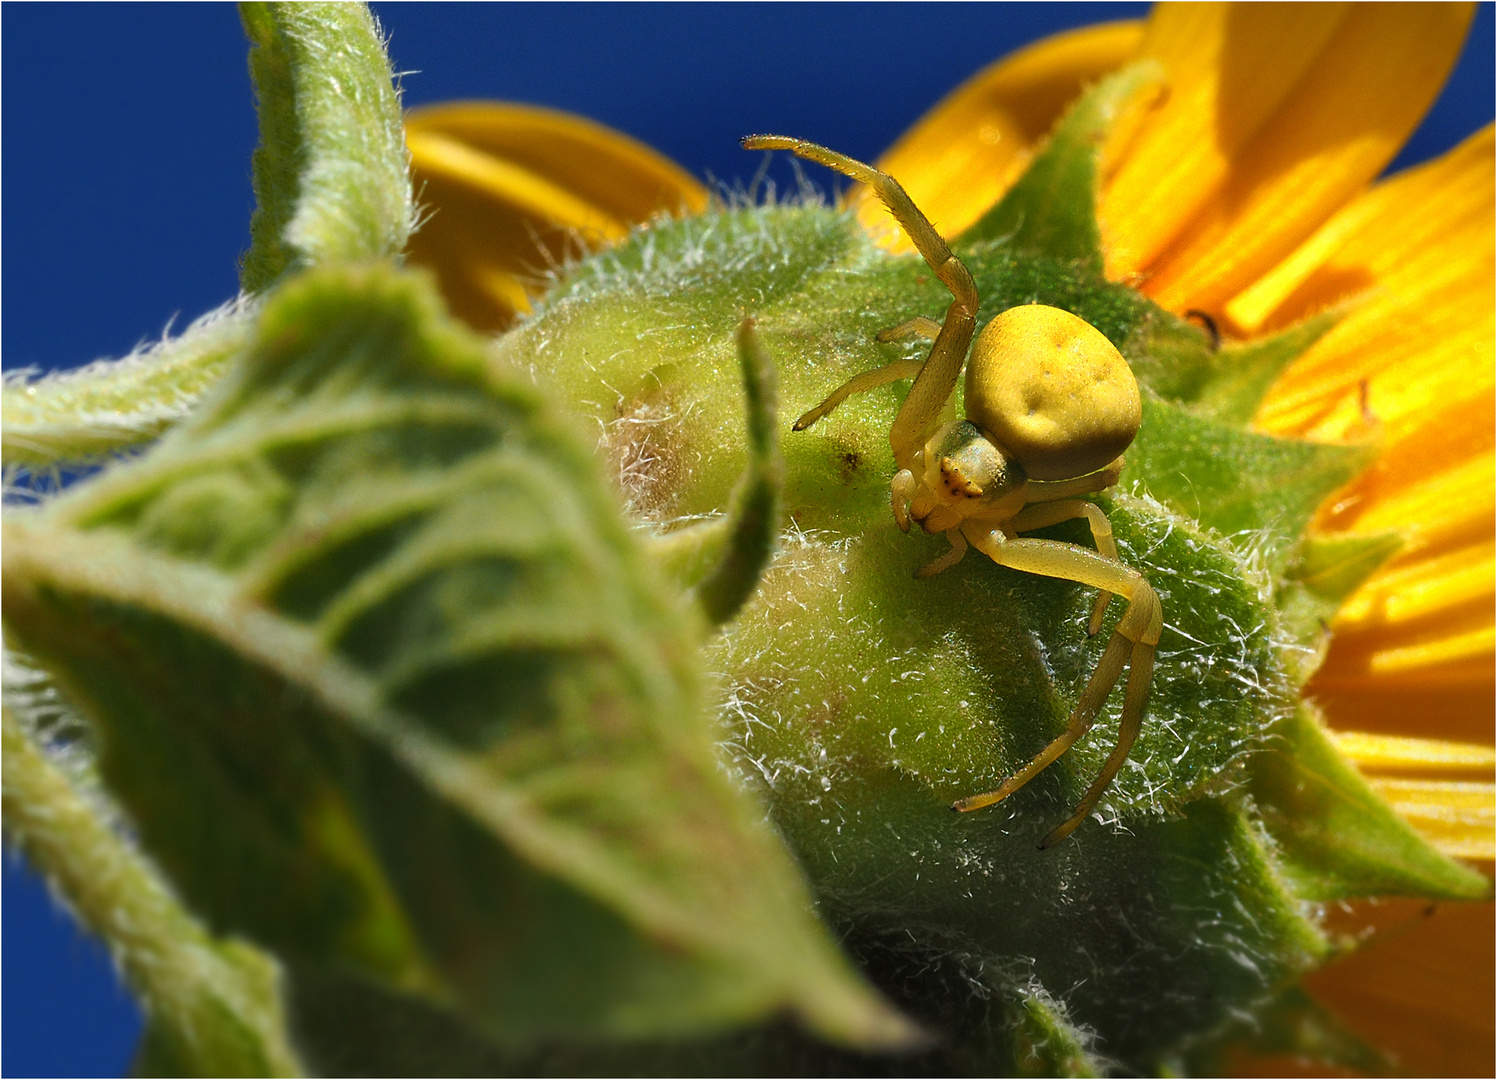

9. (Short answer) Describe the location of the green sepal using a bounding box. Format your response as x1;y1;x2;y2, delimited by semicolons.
240;2;412;291
1128;394;1375;573
959;61;1163;269
1249;704;1491;902
1;301;253;470
1171;986;1391;1078
953;986;1101;1078
1135;310;1340;426
2;264;912;1050
1276;531;1404;682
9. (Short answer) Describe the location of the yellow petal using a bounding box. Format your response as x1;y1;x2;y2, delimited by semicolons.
1236;124;1495;731
1311;654;1492;726
1368;624;1496;677
408;127;632;243
1302;395;1494;579
1302;899;1495;1076
1252;126;1495;447
1369;779;1496;861
1336;540;1494;631
404;103;708;331
1329;731;1497;775
1101;2;1352;280
409;102;708;225
1331;449;1495;558
1125;3;1475;313
853;20;1144;252
1227;124;1496;335
1316;591;1492;683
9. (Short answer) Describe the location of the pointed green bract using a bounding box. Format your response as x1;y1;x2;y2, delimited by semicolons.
1250;705;1490;901
1137;310;1341;422
684;318;786;627
959;61;1163;268
2;264;911;1050
1127;395;1374;573
1276;531;1404;682
240;2;412;291
1173;986;1391;1077
978;990;1101;1078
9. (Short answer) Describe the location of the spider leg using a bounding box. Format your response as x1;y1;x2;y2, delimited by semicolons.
740;136;977;468
1022;458;1123;503
915;528;968;578
792;358;923;431
876;315;942;343
1007;498;1119;634
1037;640;1153;848
952;531;1161;847
891;468;919;532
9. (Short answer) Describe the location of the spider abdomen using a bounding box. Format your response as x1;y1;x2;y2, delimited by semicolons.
964;304;1140;481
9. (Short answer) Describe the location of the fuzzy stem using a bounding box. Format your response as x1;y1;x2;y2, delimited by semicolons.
1;708;302;1076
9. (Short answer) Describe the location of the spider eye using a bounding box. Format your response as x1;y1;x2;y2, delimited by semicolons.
939;456;986;498
935;422;1024;501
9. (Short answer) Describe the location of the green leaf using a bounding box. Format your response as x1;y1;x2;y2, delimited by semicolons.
1249;704;1491;901
2;264;911;1050
1;300;253;470
240;2;412;292
1;707;302;1077
1127;394;1374;573
960;61;1164;268
287;930;1110;1077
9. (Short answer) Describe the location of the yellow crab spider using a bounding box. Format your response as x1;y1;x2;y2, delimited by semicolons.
742;134;1163;849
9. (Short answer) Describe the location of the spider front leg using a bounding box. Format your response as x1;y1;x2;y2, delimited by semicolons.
954;531;1162;849
1007;496;1122;635
742;135;978;468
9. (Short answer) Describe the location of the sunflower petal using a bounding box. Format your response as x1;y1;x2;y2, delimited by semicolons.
1227;125;1497;334
1236;123;1495;745
1101;2;1352;280
1305;899;1496;1076
1248;126;1495;447
405;104;707;331
1329;731;1496;775
853;20;1144;251
1336;540;1494;631
408;128;632;242
1368;779;1496;861
1120;3;1475;312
